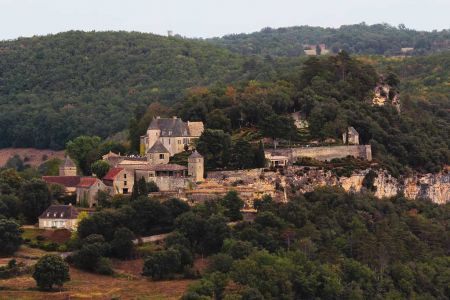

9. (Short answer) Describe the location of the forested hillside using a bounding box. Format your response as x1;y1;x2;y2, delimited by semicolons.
0;30;448;173
0;31;277;149
207;23;450;56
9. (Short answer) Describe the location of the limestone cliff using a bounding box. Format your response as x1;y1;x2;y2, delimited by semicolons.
285;167;449;204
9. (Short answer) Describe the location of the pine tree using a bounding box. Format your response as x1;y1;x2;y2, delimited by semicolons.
254;140;266;168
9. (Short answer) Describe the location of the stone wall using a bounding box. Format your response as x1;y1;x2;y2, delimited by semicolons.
151;177;191;192
267;145;372;162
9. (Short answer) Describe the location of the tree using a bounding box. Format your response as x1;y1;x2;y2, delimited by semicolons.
66;135;102;175
147;181;159;192
316;44;322;56
197;129;231;170
206;109;232;132
91;160;110;179
20;179;52;223
230;139;254;169
33;254;70;291
0;219;22;255
111;227;135;259
260;115;297;148
0;195;22;219
254;141;266;168
142;248;182;280
221;191;244;221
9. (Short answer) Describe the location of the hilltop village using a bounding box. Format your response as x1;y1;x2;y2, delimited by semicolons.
37;114;379;229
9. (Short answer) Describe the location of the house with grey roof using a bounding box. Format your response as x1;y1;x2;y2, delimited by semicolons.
38;204;79;230
141;116;204;156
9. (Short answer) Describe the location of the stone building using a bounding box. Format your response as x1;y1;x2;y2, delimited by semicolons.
38;204;79;230
343;126;360;145
76;177;107;207
103;167;134;195
59;156;77;176
188;151;204;182
140;116;204;156
146;140;170;165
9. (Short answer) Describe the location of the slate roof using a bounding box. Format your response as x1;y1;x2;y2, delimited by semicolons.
42;176;81;188
148;117;190;137
62;156;76;168
39;205;79;220
189;150;203;159
77;177;100;188
348;126;359;135
147;140;170;154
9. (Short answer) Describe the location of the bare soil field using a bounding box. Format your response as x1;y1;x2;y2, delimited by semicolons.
0;266;194;300
0;148;65;167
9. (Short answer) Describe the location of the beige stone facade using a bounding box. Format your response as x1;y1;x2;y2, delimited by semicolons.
76;177;107;207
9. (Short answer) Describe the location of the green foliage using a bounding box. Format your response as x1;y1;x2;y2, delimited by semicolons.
0;31;273;150
197;129;231;170
20;179;51;223
111;227;134;259
91;160;110;179
32;254;70;291
208;23;450;56
66;136;102;175
221;191;244;221
143;248;183;280
37;158;62;176
0;218;22;255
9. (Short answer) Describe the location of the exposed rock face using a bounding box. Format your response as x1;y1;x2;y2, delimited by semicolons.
285;167;449;204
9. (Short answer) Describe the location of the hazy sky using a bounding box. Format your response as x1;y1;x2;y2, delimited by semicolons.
1;0;449;40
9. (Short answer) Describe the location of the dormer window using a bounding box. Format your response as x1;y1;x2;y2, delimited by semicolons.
60;213;64;217
46;213;50;217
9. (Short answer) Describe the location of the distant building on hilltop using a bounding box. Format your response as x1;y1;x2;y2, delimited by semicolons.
343;126;360;145
140;116;204;156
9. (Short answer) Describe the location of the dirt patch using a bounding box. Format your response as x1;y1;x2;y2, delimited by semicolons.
112;258;144;277
0;148;65;167
0;266;194;299
41;229;71;244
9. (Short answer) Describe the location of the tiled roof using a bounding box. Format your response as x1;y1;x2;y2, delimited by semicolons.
103;167;123;181
147;140;170;153
77;177;100;188
39;205;79;219
42;176;81;188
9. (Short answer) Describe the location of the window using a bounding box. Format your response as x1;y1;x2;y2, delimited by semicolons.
178;140;181;144
123;188;128;194
159;154;165;159
124;173;127;179
124;181;127;186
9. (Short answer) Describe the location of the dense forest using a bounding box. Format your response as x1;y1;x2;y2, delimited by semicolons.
207;23;450;56
0;31;277;149
0;30;449;173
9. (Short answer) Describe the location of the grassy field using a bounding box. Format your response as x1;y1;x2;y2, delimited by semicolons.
0;260;194;299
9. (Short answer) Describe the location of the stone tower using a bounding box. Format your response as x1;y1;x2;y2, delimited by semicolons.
188;151;204;182
146;140;170;165
59;156;77;176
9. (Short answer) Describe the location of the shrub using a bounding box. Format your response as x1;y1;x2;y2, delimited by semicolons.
95;257;114;275
0;219;22;255
33;254;70;290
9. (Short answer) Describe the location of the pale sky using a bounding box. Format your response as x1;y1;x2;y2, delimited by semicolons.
0;0;449;40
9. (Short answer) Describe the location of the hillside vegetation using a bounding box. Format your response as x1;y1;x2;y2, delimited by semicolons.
208;23;450;56
0;30;449;173
0;31;275;149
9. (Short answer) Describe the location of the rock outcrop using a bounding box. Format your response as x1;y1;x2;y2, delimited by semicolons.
285;167;449;204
